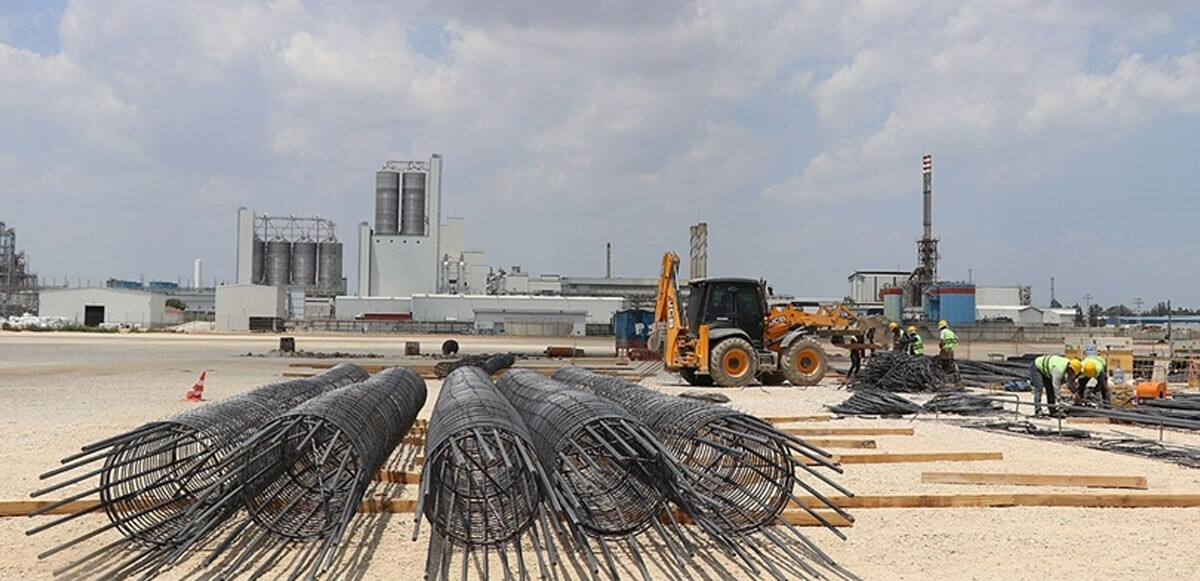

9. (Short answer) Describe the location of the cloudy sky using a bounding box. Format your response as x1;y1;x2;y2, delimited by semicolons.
2;0;1198;308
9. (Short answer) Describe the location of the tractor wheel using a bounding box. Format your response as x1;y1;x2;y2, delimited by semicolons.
680;368;714;386
709;338;759;387
759;371;786;386
782;339;827;386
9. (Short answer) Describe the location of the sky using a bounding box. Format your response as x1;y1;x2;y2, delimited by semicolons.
1;0;1198;309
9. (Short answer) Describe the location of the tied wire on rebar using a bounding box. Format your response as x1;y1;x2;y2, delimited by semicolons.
205;366;427;581
552;366;856;581
27;363;370;574
414;366;560;581
495;368;716;581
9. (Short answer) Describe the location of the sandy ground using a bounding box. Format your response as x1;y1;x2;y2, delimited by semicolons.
2;331;1199;580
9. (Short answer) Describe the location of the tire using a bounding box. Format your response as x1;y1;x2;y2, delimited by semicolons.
782;338;827;386
709;338;759;388
441;339;460;356
759;371;786;386
680;368;714;386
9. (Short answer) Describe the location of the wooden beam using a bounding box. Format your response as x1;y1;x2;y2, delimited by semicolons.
1064;417;1113;425
789;493;1200;509
374;470;421;484
921;472;1148;490
803;438;877;449
763;415;832;424
782;427;914;436
838;452;1003;464
2;500;99;517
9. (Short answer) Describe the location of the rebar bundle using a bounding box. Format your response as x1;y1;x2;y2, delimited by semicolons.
552;366;854;580
921;393;1004;416
435;353;516;378
495;368;712;579
210;366;427;579
28;363;369;569
850;351;947;392
415;366;559;581
828;388;922;416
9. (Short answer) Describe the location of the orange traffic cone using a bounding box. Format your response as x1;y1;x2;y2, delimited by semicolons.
184;371;206;402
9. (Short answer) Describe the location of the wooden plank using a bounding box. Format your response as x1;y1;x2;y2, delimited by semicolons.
2;500;100;517
357;497;418;513
1064;417;1113;425
669;509;851;527
803;438;877;449
921;472;1148;490
783;427;914;436
374;470;421;484
763;415;831;424
838;452;1003;464
789;493;1200;509
796;454;842;466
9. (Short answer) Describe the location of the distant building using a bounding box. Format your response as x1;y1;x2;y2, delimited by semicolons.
847;270;910;306
215;284;286;332
39;288;168;328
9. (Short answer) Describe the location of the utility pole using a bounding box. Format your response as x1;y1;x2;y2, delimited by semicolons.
1133;297;1143;329
1083;293;1093;328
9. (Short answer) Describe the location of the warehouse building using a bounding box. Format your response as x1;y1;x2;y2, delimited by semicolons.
39;288;168;328
215;284;287;332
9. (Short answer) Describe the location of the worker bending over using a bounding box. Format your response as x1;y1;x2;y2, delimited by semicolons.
937;320;960;384
902;326;924;356
1030;355;1081;416
889;322;903;351
1078;355;1111;406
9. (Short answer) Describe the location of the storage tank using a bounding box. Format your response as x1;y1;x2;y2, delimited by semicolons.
318;238;343;292
375;170;400;235
265;238;292;286
882;287;903;323
291;236;318;287
400;170;426;235
932;282;976;326
251;236;265;284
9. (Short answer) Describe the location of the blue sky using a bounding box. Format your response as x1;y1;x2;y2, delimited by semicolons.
1;1;1198;308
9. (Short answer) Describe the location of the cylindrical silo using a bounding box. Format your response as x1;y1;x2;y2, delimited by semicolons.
291;236;318;287
251;236;266;284
882;287;903;323
265;238;292;287
400;170;426;235
318;239;343;292
375;170;400;235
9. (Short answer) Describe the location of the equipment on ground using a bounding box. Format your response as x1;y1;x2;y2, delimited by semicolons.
650;252;877;387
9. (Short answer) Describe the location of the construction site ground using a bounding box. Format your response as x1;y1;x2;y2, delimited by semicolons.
2;331;1198;580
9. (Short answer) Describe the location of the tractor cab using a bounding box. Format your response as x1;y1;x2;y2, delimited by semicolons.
685;278;768;349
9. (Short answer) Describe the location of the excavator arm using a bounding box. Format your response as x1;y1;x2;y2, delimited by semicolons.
652;252;702;370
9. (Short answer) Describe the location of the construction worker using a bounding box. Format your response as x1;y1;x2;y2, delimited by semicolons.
889;322;903;350
847;336;863;378
937;320;960;383
902;326;924;356
1078;355;1110;406
1030;355;1082;416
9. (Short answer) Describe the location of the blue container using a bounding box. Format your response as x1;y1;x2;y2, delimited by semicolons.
934;282;975;325
613;309;654;354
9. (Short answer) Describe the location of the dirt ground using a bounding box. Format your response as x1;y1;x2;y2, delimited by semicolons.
2;331;1199;580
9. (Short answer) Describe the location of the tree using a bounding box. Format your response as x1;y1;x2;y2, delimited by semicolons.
1103;304;1132;317
1150;301;1170;316
1072;303;1084;326
165;298;187;311
1087;303;1104;327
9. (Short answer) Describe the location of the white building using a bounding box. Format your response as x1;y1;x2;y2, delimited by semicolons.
410;294;621;329
39;288;167;328
976;305;1045;326
975;285;1031;307
847;270;910;306
215;284;286;331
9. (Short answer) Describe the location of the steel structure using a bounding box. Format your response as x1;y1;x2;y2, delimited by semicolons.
495;369;714;579
552;366;854;578
0;220;40;316
415;366;560;581
28;364;370;578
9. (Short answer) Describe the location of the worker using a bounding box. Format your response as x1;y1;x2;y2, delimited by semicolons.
903;326;924;356
938;320;960;383
1078;355;1111;406
889;322;903;350
1030;355;1082;416
847;336;863;378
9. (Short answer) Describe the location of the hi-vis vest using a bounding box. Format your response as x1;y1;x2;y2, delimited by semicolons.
909;333;924;355
1083;355;1107;376
1034;355;1068;377
940;328;958;350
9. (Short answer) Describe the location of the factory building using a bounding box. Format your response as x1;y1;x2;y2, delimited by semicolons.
39;288;169;328
214;284;287;332
357;155;447;298
410;294;622;337
847;270;911;307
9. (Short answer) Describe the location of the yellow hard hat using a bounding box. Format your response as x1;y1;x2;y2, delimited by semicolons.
907;326;917;333
938;320;948;329
1068;358;1082;374
889;322;899;331
1083;360;1098;378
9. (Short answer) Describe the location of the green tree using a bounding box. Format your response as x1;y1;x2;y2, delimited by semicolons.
1087;303;1104;327
1072;303;1084;326
165;298;187;310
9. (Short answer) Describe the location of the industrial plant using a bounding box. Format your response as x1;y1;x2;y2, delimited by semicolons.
0;220;40;317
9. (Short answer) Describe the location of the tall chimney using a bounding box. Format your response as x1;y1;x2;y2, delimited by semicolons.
606;242;611;278
194;258;203;290
922;154;932;239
